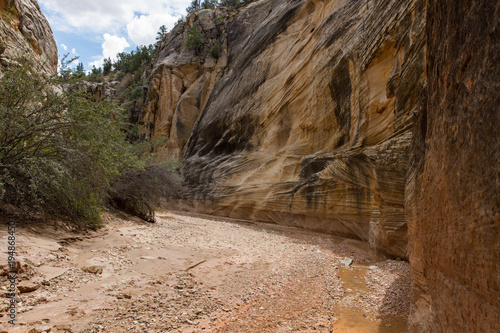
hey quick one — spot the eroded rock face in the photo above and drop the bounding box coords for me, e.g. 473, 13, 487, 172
0, 0, 57, 74
406, 1, 499, 331
144, 0, 426, 259
142, 8, 230, 160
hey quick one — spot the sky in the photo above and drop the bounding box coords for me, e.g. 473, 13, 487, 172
38, 0, 192, 71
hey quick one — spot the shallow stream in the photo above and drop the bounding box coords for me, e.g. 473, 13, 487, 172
334, 263, 408, 332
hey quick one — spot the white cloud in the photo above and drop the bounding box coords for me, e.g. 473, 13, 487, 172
40, 0, 192, 69
127, 15, 157, 46
71, 48, 77, 55
126, 9, 180, 46
89, 33, 130, 69
89, 58, 104, 70
102, 34, 130, 60
40, 0, 191, 38
60, 43, 67, 51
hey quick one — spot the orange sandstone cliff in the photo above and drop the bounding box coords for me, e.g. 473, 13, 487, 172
142, 0, 426, 260
0, 0, 57, 74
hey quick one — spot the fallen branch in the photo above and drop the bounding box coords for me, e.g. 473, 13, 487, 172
185, 260, 206, 271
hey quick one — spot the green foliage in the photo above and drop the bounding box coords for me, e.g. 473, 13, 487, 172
116, 71, 126, 81
87, 66, 104, 82
109, 163, 181, 222
113, 45, 154, 74
186, 0, 201, 14
220, 0, 241, 7
155, 25, 168, 48
209, 41, 222, 58
58, 54, 80, 81
128, 85, 145, 101
176, 15, 186, 25
103, 58, 112, 76
202, 0, 218, 9
215, 14, 226, 25
76, 62, 84, 72
72, 62, 85, 79
0, 57, 140, 226
1, 7, 16, 24
185, 25, 205, 53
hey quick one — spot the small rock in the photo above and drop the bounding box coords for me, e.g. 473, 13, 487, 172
340, 258, 353, 267
28, 326, 52, 333
116, 293, 132, 299
82, 265, 103, 274
140, 256, 156, 260
52, 324, 72, 332
18, 281, 40, 293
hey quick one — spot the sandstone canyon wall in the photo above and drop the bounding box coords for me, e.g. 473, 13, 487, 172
0, 0, 57, 74
406, 0, 499, 331
143, 0, 426, 259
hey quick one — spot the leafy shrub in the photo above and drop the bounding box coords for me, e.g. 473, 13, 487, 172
87, 66, 104, 82
116, 71, 126, 81
0, 58, 139, 226
202, 0, 218, 9
176, 16, 186, 25
185, 25, 205, 53
209, 42, 222, 58
103, 58, 112, 76
215, 14, 226, 25
113, 45, 155, 74
186, 0, 201, 14
108, 164, 181, 222
220, 0, 241, 8
1, 7, 16, 24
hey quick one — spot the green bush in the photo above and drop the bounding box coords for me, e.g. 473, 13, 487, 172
103, 58, 112, 76
202, 0, 218, 9
116, 71, 126, 81
220, 0, 241, 8
1, 7, 16, 24
215, 14, 226, 25
209, 42, 222, 58
0, 58, 139, 226
108, 163, 181, 222
185, 25, 205, 53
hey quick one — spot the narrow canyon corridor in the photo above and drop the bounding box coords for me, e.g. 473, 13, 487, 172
1, 212, 409, 332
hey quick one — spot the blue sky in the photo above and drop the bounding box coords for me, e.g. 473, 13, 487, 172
38, 0, 192, 70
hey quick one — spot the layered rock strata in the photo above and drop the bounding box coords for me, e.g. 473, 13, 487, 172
143, 0, 426, 259
406, 0, 499, 331
0, 0, 57, 74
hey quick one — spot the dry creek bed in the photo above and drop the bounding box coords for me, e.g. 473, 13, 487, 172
0, 211, 410, 332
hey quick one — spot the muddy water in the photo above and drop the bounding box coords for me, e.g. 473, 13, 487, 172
334, 264, 408, 332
